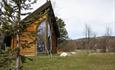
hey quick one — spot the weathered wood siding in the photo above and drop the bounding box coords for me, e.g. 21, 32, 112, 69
20, 32, 37, 56
12, 15, 48, 56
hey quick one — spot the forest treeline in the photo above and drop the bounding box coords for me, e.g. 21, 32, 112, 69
58, 36, 115, 52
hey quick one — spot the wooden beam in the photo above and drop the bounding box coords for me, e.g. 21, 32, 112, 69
44, 20, 49, 54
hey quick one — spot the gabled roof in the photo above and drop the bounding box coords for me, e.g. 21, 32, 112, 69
21, 1, 60, 37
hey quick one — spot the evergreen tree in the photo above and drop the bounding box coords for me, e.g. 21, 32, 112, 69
0, 0, 37, 70
0, 48, 16, 70
56, 17, 68, 43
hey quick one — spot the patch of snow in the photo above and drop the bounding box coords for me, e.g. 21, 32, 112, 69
60, 52, 68, 57
70, 52, 76, 55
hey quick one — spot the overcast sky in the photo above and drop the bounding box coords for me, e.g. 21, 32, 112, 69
51, 0, 115, 39
17, 0, 115, 39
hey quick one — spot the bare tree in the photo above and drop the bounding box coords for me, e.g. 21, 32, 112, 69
84, 24, 92, 49
105, 26, 112, 52
105, 26, 112, 36
91, 32, 97, 50
84, 24, 92, 38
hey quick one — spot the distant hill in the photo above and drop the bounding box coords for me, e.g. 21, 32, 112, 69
76, 36, 115, 41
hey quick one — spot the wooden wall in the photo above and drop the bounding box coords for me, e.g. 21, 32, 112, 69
11, 15, 57, 56
20, 32, 37, 56
12, 15, 46, 56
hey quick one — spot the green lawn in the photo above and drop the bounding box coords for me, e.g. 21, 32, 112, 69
23, 53, 115, 70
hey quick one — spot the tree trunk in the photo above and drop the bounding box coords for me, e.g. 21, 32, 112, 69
16, 34, 20, 70
16, 1, 21, 70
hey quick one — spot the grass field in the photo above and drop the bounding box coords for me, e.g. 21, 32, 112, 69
23, 52, 115, 70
